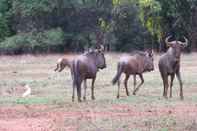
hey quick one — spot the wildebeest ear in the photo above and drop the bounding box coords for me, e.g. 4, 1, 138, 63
179, 36, 188, 48
145, 49, 153, 57
149, 49, 154, 57
97, 45, 105, 52
166, 43, 171, 47
88, 48, 94, 52
94, 48, 99, 52
166, 42, 175, 47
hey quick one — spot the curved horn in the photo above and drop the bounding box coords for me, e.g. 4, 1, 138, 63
180, 37, 188, 47
165, 36, 173, 46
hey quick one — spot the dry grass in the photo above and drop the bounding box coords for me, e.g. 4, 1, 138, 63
0, 53, 197, 131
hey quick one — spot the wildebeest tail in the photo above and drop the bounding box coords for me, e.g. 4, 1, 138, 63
112, 62, 123, 85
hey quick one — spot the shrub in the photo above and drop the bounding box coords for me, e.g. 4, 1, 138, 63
0, 28, 65, 54
0, 0, 12, 42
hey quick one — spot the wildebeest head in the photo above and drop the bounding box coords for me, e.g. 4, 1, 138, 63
86, 45, 106, 69
95, 45, 106, 69
143, 49, 154, 72
165, 36, 188, 62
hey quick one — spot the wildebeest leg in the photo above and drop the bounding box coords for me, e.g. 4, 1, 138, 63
160, 72, 168, 98
72, 80, 75, 102
76, 79, 82, 102
117, 80, 120, 99
71, 69, 75, 102
124, 74, 130, 96
133, 74, 144, 95
58, 65, 65, 72
54, 64, 59, 71
176, 71, 184, 100
133, 75, 136, 91
83, 79, 87, 101
91, 78, 96, 100
77, 86, 82, 102
169, 74, 175, 98
163, 76, 169, 98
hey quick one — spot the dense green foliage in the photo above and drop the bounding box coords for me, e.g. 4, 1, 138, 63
0, 28, 65, 54
111, 4, 152, 51
0, 0, 12, 42
0, 0, 197, 54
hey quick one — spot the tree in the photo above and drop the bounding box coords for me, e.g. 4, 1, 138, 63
111, 4, 152, 51
156, 0, 196, 51
0, 0, 12, 42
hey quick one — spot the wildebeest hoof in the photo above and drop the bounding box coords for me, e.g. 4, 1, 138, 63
117, 95, 120, 99
72, 97, 74, 102
180, 96, 184, 100
83, 97, 86, 101
133, 92, 136, 95
91, 97, 95, 100
163, 96, 168, 99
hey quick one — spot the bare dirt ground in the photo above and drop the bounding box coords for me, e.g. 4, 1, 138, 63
0, 53, 197, 131
1, 104, 197, 131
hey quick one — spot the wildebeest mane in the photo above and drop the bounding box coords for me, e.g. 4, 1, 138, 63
83, 48, 95, 54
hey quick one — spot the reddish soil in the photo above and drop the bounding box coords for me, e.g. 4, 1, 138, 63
1, 104, 197, 131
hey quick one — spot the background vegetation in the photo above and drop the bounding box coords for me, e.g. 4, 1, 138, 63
0, 0, 197, 54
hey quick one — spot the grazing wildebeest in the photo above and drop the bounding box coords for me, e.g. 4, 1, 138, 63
158, 36, 188, 100
54, 57, 73, 72
54, 55, 77, 84
112, 50, 154, 98
72, 46, 106, 102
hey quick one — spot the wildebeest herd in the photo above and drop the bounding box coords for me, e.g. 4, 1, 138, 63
55, 36, 188, 102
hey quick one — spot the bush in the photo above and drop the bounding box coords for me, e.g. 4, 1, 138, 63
0, 14, 11, 42
0, 28, 65, 54
0, 0, 12, 42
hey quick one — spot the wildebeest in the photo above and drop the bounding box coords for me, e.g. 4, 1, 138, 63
54, 55, 77, 85
158, 36, 188, 100
112, 50, 154, 98
72, 46, 106, 102
54, 57, 73, 72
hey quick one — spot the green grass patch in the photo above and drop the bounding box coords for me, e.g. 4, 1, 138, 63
0, 96, 65, 105
16, 97, 50, 104
160, 128, 169, 131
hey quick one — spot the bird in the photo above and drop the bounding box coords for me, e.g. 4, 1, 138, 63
22, 84, 31, 97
